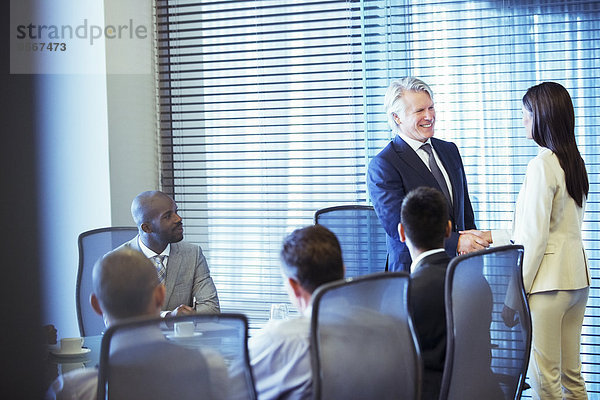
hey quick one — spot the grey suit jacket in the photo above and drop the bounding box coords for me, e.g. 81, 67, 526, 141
118, 236, 220, 313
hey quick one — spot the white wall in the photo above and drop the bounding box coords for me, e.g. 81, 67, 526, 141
105, 0, 158, 226
36, 0, 111, 338
35, 0, 157, 338
38, 74, 113, 337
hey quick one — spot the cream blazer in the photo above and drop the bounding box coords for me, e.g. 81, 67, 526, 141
495, 148, 590, 295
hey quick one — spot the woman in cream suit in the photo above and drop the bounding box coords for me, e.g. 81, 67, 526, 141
465, 82, 590, 399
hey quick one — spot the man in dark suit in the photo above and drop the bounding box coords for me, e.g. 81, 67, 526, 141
399, 186, 452, 400
367, 77, 490, 272
117, 190, 220, 317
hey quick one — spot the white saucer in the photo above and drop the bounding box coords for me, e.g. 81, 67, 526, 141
50, 347, 91, 357
166, 332, 202, 340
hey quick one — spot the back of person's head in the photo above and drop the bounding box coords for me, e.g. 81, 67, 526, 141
280, 225, 344, 293
401, 186, 449, 251
523, 81, 575, 151
522, 81, 588, 207
92, 248, 161, 320
385, 77, 434, 133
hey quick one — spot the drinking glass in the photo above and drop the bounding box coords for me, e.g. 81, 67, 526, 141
270, 303, 289, 320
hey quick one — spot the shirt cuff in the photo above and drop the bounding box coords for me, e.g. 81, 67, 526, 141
491, 229, 512, 246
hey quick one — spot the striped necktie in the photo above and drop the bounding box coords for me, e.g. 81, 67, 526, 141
152, 255, 167, 284
420, 143, 452, 205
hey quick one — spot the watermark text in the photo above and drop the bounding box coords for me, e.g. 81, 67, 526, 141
15, 19, 147, 45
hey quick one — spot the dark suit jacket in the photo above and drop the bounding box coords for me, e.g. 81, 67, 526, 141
409, 250, 451, 400
117, 236, 220, 313
367, 135, 476, 271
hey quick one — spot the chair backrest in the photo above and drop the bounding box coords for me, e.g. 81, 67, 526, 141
76, 227, 138, 336
310, 272, 421, 400
97, 313, 257, 400
441, 245, 531, 400
314, 205, 388, 277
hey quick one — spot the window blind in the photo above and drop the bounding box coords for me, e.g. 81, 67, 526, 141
156, 0, 369, 332
361, 0, 600, 395
157, 0, 600, 392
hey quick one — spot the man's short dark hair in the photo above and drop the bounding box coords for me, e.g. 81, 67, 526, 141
401, 187, 449, 250
280, 225, 344, 293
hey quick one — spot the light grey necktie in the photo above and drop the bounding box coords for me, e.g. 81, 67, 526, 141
152, 255, 167, 284
420, 143, 452, 205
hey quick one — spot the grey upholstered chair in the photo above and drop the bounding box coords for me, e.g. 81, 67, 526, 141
97, 313, 256, 400
314, 205, 388, 276
310, 271, 421, 400
77, 227, 138, 336
441, 245, 531, 400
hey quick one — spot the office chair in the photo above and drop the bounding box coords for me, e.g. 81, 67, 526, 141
97, 313, 257, 400
441, 245, 531, 400
314, 205, 388, 277
76, 227, 138, 336
310, 272, 421, 400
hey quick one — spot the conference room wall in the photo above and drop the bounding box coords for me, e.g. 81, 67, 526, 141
32, 0, 157, 338
2, 1, 45, 396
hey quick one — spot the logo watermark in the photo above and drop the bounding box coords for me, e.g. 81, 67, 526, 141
10, 0, 153, 74
15, 19, 148, 46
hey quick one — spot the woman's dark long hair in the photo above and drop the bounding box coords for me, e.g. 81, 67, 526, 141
522, 82, 589, 207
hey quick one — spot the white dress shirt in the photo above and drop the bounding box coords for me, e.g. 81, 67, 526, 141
399, 133, 454, 203
138, 237, 171, 267
249, 316, 312, 400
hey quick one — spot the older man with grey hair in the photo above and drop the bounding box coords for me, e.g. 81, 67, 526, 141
367, 77, 489, 272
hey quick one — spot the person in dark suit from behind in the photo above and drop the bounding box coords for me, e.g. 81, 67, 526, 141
399, 186, 451, 400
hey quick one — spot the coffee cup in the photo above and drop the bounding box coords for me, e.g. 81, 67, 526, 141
174, 321, 195, 337
60, 337, 84, 353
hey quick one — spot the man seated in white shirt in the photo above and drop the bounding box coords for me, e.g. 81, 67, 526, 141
46, 248, 227, 400
248, 225, 345, 400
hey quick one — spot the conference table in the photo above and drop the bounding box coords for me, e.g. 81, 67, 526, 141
45, 334, 102, 389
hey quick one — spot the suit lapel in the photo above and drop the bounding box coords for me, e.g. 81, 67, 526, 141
431, 139, 458, 220
129, 236, 142, 252
129, 236, 180, 307
414, 251, 450, 272
164, 243, 182, 306
393, 136, 457, 220
391, 136, 434, 183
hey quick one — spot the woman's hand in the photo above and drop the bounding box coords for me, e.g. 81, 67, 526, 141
501, 304, 519, 327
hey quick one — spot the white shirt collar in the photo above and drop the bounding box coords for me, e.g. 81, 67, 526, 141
398, 133, 432, 153
410, 248, 445, 273
111, 324, 165, 354
138, 236, 170, 259
302, 303, 313, 319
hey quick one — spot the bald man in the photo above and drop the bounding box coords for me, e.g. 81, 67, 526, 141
46, 249, 226, 400
116, 190, 219, 317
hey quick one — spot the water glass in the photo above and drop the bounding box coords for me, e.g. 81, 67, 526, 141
270, 303, 289, 320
